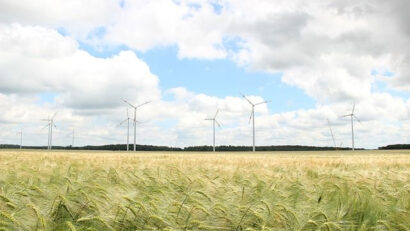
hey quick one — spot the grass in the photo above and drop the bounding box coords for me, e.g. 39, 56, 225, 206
0, 149, 409, 230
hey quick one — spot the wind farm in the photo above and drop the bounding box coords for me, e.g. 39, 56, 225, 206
2, 93, 408, 230
1, 92, 408, 230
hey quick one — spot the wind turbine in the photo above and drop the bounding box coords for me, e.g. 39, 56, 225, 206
342, 104, 360, 151
241, 93, 270, 152
17, 128, 22, 149
327, 119, 336, 149
120, 108, 132, 151
121, 99, 151, 151
42, 112, 57, 150
71, 129, 75, 147
205, 109, 221, 152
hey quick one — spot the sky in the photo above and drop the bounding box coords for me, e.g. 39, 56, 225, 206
0, 0, 410, 149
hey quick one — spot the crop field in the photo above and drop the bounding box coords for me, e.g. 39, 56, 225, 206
0, 150, 409, 231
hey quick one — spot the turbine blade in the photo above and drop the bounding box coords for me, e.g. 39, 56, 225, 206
354, 115, 361, 123
51, 112, 57, 120
215, 120, 221, 127
136, 101, 151, 109
121, 98, 136, 108
255, 100, 271, 106
352, 103, 355, 114
214, 109, 219, 119
119, 119, 128, 125
341, 114, 351, 117
205, 118, 213, 120
240, 93, 254, 105
248, 112, 253, 124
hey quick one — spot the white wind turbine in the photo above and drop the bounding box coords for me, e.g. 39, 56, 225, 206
241, 93, 270, 152
42, 112, 57, 150
342, 104, 361, 151
17, 128, 22, 149
327, 119, 337, 149
121, 99, 151, 151
71, 129, 75, 147
205, 109, 221, 152
119, 108, 132, 151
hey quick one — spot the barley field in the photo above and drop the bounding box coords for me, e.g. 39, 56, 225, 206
0, 150, 409, 231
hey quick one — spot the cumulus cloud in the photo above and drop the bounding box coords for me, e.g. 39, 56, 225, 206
2, 0, 409, 96
0, 23, 160, 110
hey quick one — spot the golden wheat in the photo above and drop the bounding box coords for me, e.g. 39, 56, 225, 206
0, 149, 409, 230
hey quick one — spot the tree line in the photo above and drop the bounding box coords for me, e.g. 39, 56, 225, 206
0, 144, 356, 151
378, 144, 410, 150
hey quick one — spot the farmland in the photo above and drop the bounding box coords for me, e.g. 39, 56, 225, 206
0, 150, 409, 230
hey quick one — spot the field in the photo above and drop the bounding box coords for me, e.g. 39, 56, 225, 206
0, 150, 409, 231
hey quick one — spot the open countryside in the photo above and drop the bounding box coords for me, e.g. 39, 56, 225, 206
2, 0, 410, 230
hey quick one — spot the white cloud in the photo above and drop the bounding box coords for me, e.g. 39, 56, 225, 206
85, 0, 410, 103
0, 0, 121, 39
0, 23, 160, 110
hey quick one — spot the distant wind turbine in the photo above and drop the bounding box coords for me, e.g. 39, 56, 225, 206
205, 109, 221, 152
342, 104, 361, 151
121, 99, 151, 151
17, 128, 22, 149
327, 119, 336, 149
241, 93, 270, 152
71, 129, 75, 147
42, 112, 57, 150
120, 108, 132, 151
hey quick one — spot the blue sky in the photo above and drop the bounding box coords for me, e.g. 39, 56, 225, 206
78, 43, 316, 113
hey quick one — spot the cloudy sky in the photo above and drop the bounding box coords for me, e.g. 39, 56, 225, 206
1, 0, 409, 149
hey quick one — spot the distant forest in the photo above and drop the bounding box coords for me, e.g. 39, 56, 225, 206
0, 144, 357, 151
5, 143, 410, 151
378, 144, 410, 150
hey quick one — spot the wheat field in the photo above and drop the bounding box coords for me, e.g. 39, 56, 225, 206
0, 150, 409, 230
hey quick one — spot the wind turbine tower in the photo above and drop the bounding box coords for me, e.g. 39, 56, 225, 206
241, 93, 270, 152
342, 104, 361, 151
17, 128, 22, 149
120, 108, 132, 151
72, 129, 75, 147
42, 113, 57, 150
121, 99, 151, 151
327, 119, 336, 149
205, 109, 221, 152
